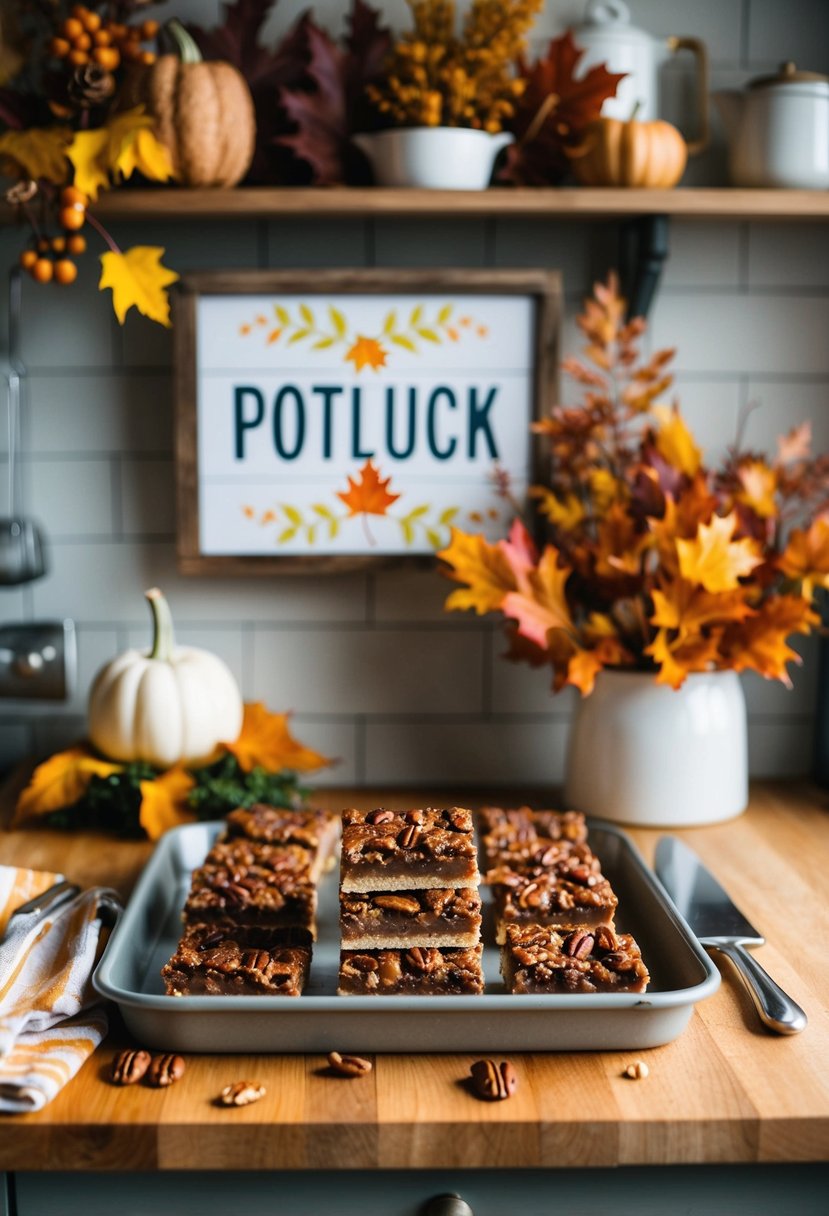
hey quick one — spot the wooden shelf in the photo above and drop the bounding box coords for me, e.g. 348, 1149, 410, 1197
90, 185, 829, 222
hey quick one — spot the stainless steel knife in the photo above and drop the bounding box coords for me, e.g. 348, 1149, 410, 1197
654, 836, 807, 1035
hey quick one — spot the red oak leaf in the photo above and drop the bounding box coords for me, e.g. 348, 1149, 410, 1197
500, 32, 626, 185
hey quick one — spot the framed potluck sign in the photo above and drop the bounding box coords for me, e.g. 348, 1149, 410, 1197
174, 268, 560, 574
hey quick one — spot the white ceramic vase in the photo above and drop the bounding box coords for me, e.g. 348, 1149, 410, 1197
352, 128, 513, 189
564, 669, 748, 827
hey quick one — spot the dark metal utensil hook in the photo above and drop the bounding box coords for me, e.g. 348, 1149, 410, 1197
619, 213, 671, 322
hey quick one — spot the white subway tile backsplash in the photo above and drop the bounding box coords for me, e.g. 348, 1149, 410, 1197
489, 631, 579, 717
266, 220, 369, 268
291, 718, 360, 787
365, 718, 570, 785
747, 0, 829, 69
119, 458, 176, 537
742, 380, 829, 456
19, 259, 117, 370
492, 221, 595, 293
662, 223, 742, 289
250, 626, 485, 714
747, 719, 814, 777
31, 541, 370, 624
747, 223, 829, 289
372, 565, 484, 624
107, 222, 260, 273
651, 294, 829, 376
373, 220, 487, 267
673, 377, 742, 462
25, 459, 113, 540
26, 373, 173, 456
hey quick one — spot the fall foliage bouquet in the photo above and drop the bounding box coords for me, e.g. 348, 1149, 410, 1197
366, 0, 542, 132
0, 1, 178, 325
13, 703, 332, 841
439, 275, 829, 695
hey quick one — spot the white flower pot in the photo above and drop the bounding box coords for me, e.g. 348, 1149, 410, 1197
352, 128, 513, 190
564, 669, 749, 827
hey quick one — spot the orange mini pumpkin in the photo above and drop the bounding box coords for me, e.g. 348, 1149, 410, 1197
119, 19, 255, 188
570, 115, 688, 189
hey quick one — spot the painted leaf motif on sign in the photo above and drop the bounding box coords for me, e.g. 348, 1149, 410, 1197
336, 460, 400, 517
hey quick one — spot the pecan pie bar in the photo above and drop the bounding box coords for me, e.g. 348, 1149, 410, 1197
162, 923, 311, 997
478, 807, 588, 869
206, 839, 321, 883
501, 924, 649, 995
183, 863, 317, 937
338, 944, 484, 995
484, 835, 597, 876
340, 808, 479, 892
340, 887, 482, 949
223, 804, 339, 874
488, 853, 618, 944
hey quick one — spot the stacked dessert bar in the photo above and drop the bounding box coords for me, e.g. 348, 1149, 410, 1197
161, 805, 339, 997
338, 807, 485, 995
480, 806, 650, 995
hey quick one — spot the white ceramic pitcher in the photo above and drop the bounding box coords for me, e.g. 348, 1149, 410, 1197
571, 0, 709, 154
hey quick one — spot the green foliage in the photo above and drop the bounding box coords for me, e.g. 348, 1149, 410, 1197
187, 755, 308, 819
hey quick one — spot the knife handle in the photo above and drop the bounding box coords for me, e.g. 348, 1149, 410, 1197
712, 942, 808, 1035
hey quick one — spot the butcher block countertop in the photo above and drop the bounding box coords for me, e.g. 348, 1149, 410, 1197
0, 777, 827, 1173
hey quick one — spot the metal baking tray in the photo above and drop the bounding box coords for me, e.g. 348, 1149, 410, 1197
93, 818, 720, 1053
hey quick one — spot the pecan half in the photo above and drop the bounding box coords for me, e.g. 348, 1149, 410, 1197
217, 1080, 266, 1106
328, 1051, 373, 1078
110, 1048, 151, 1086
404, 947, 436, 972
563, 930, 595, 959
365, 809, 394, 825
469, 1059, 518, 1101
240, 949, 271, 972
373, 894, 421, 915
397, 824, 421, 849
593, 925, 618, 951
146, 1053, 185, 1088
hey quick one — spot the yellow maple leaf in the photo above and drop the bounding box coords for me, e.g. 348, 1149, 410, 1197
650, 578, 754, 638
99, 246, 179, 327
778, 517, 829, 599
502, 546, 573, 650
736, 460, 778, 519
530, 487, 584, 531
676, 511, 763, 593
645, 628, 724, 689
115, 124, 174, 186
438, 528, 520, 615
654, 405, 702, 477
0, 126, 72, 183
138, 767, 196, 841
14, 745, 121, 826
224, 702, 332, 773
68, 109, 173, 200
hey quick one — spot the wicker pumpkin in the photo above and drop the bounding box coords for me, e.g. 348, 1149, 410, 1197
570, 115, 687, 189
120, 19, 255, 187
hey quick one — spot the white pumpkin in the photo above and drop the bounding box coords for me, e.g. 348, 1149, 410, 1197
88, 587, 244, 769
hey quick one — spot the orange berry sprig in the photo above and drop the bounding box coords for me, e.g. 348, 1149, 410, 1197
48, 6, 158, 71
17, 187, 88, 287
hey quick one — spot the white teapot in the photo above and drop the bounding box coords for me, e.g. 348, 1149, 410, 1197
713, 63, 829, 189
571, 0, 709, 153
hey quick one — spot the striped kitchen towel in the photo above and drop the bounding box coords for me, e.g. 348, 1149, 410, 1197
0, 864, 119, 1113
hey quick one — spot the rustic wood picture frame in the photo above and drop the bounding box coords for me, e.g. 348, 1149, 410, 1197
173, 267, 561, 575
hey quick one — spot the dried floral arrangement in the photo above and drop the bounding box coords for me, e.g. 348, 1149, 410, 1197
365, 0, 542, 132
0, 1, 180, 324
439, 274, 829, 693
14, 702, 331, 840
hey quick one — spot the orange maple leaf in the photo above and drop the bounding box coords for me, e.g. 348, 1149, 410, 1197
654, 405, 702, 477
439, 528, 520, 615
721, 596, 819, 685
138, 766, 196, 841
14, 745, 121, 826
645, 628, 725, 689
677, 511, 763, 593
345, 335, 387, 372
336, 460, 400, 519
650, 578, 754, 639
778, 518, 829, 600
502, 547, 574, 650
224, 702, 332, 773
565, 635, 631, 696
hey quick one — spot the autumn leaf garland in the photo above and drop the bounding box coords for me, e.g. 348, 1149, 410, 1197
439, 274, 829, 693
